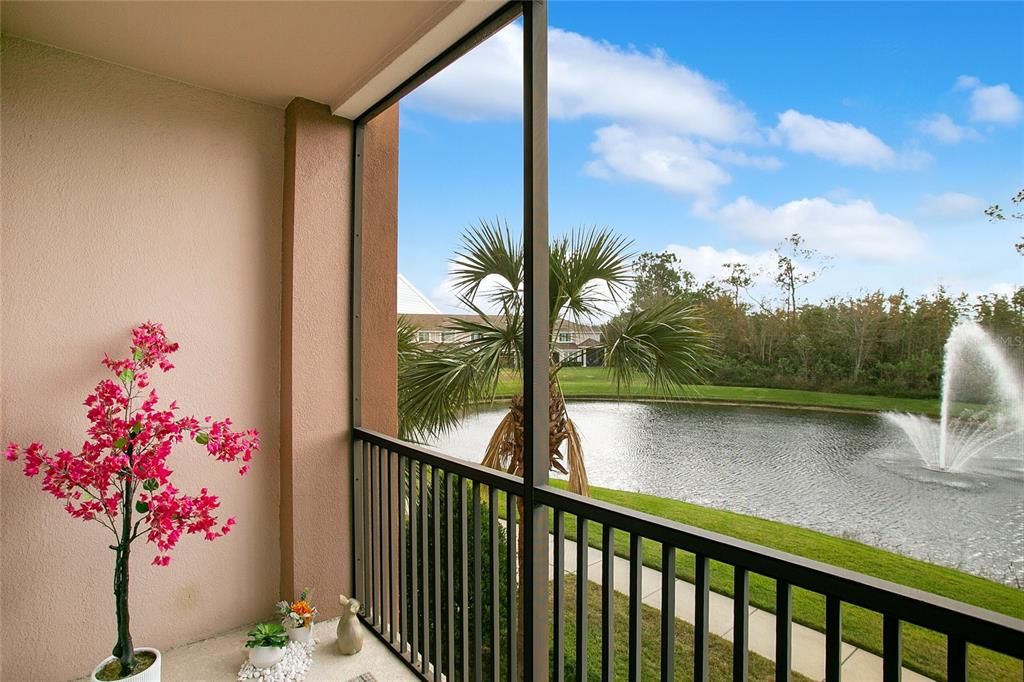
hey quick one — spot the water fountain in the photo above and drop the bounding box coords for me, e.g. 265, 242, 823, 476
885, 321, 1024, 472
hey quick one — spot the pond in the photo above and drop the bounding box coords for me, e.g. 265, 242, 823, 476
431, 400, 1024, 585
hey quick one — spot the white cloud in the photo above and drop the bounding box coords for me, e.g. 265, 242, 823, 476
918, 192, 983, 219
711, 196, 925, 262
775, 110, 931, 170
409, 24, 758, 142
955, 75, 1022, 124
917, 113, 979, 144
584, 125, 732, 201
430, 264, 512, 314
663, 244, 776, 284
775, 110, 896, 168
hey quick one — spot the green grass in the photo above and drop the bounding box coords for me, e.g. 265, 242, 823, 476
537, 481, 1024, 681
495, 367, 941, 415
557, 574, 813, 681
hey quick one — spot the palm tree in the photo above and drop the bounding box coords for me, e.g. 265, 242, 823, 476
398, 218, 712, 490
397, 219, 712, 668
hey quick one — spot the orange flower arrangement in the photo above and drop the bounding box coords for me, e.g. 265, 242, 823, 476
276, 588, 319, 629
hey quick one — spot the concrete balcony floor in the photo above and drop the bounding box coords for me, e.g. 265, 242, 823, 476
76, 618, 416, 682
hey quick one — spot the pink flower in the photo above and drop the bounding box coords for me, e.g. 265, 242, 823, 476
3, 323, 259, 567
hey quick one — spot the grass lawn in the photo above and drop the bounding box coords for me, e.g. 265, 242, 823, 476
494, 367, 941, 415
556, 574, 813, 681
535, 481, 1024, 681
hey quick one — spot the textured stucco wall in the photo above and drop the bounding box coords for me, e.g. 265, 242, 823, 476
1, 36, 284, 681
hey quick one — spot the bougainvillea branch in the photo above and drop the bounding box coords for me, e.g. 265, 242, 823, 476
4, 322, 259, 676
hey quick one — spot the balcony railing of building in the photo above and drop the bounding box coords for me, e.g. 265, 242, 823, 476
353, 426, 1024, 682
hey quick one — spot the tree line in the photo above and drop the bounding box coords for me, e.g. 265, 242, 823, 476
626, 231, 1023, 400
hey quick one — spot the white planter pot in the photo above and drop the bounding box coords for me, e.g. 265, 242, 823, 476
248, 645, 286, 669
90, 648, 161, 682
287, 624, 313, 644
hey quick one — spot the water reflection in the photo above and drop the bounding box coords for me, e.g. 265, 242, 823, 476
432, 401, 1024, 584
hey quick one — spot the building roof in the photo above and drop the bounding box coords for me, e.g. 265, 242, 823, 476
402, 313, 599, 334
397, 274, 442, 315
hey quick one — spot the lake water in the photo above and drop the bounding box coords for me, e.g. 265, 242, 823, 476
432, 401, 1024, 585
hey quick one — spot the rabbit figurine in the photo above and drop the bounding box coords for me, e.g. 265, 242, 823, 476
336, 594, 364, 655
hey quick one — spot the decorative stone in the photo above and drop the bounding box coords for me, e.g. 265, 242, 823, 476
336, 595, 363, 655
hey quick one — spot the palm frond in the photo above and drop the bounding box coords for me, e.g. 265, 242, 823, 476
602, 297, 713, 393
450, 218, 523, 308
550, 227, 633, 327
444, 297, 524, 386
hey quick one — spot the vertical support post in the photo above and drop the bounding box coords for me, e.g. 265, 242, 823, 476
522, 1, 550, 680
351, 122, 365, 613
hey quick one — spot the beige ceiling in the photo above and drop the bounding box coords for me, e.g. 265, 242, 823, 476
0, 1, 504, 117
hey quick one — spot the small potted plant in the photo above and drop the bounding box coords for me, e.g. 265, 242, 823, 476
276, 588, 319, 643
245, 623, 288, 668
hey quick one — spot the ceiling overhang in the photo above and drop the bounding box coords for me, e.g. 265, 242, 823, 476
1, 0, 505, 119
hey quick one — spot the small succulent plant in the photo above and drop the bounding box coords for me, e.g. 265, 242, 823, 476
245, 622, 288, 649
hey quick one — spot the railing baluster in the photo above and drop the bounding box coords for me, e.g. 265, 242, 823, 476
420, 462, 429, 674
433, 467, 442, 679
460, 476, 469, 682
825, 596, 842, 682
733, 567, 749, 682
377, 445, 385, 631
694, 554, 710, 682
386, 448, 395, 643
628, 534, 642, 681
445, 472, 455, 680
775, 579, 791, 682
947, 635, 967, 682
576, 517, 589, 680
364, 438, 372, 618
354, 439, 365, 620
398, 455, 407, 657
883, 614, 901, 682
553, 510, 565, 682
410, 460, 419, 666
507, 492, 517, 682
601, 524, 615, 682
490, 486, 500, 682
473, 481, 482, 682
372, 444, 380, 622
661, 544, 676, 680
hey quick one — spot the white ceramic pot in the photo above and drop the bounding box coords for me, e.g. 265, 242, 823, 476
287, 624, 313, 644
248, 645, 286, 669
90, 648, 162, 682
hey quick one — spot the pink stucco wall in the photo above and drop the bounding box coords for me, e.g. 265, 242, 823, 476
1, 36, 285, 680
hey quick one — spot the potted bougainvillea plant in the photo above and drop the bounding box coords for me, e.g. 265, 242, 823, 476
4, 322, 259, 681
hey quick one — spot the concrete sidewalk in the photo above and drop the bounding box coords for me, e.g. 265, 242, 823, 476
548, 534, 932, 681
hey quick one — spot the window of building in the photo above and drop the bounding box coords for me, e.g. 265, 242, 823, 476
558, 332, 572, 343
417, 331, 430, 343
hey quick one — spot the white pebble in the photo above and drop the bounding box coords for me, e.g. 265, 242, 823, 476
237, 640, 318, 682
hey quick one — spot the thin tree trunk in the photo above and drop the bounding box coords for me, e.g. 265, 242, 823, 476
112, 487, 136, 675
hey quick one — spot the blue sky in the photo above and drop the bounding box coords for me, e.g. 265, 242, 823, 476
397, 1, 1023, 313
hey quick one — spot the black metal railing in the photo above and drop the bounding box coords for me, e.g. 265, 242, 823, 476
354, 427, 1024, 682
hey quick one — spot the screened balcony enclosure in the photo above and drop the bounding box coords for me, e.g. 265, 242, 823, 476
349, 3, 1024, 682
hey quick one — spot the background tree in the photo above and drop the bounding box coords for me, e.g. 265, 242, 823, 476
773, 233, 831, 325
628, 250, 684, 309
984, 187, 1024, 255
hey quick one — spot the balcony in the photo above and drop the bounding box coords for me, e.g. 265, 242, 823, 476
2, 1, 1022, 681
